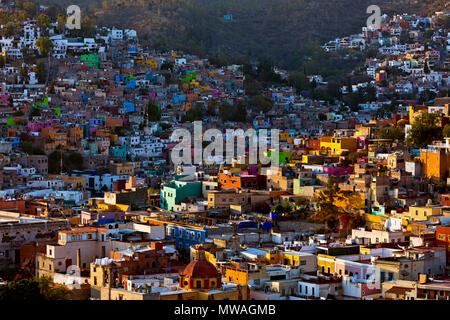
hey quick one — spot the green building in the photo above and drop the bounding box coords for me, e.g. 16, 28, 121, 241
81, 54, 99, 68
264, 151, 292, 164
160, 177, 202, 212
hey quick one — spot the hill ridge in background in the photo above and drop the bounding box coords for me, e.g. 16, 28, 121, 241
42, 0, 448, 70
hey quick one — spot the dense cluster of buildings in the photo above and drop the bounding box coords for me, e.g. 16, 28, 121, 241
0, 5, 449, 300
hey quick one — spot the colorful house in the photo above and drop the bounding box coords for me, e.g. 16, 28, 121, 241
160, 179, 202, 211
319, 137, 358, 156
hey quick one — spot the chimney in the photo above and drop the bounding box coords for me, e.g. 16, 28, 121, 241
77, 248, 81, 268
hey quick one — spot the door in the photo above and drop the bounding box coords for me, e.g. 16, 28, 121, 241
14, 249, 20, 264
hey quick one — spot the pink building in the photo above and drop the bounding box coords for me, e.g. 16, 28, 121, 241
356, 137, 367, 149
335, 258, 381, 298
324, 166, 353, 176
27, 120, 53, 132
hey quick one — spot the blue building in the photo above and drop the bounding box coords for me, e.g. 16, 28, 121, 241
109, 146, 127, 160
166, 223, 206, 252
173, 94, 186, 104
123, 102, 135, 113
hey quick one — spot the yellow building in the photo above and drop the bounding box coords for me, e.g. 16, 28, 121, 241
319, 137, 358, 156
109, 162, 134, 176
407, 205, 442, 222
317, 254, 337, 274
279, 132, 290, 141
48, 174, 86, 190
224, 264, 269, 287
409, 105, 428, 124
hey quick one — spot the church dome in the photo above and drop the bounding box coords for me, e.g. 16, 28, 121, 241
181, 259, 219, 278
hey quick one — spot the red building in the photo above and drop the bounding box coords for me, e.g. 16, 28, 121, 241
436, 226, 450, 262
308, 139, 320, 151
109, 241, 181, 277
441, 194, 450, 206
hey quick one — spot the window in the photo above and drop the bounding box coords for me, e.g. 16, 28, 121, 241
388, 272, 393, 281
196, 280, 201, 288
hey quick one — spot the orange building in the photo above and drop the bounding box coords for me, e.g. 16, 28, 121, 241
420, 148, 450, 181
218, 173, 259, 190
0, 199, 49, 216
179, 252, 222, 291
69, 127, 84, 141
160, 246, 249, 300
105, 117, 123, 129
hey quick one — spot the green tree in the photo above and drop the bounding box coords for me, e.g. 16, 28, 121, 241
406, 112, 442, 148
36, 61, 46, 84
288, 71, 309, 91
436, 181, 448, 194
314, 178, 343, 225
147, 100, 161, 122
19, 66, 29, 84
443, 124, 450, 138
2, 23, 15, 37
57, 14, 66, 33
20, 141, 34, 154
248, 95, 273, 113
181, 104, 203, 122
37, 14, 51, 30
0, 277, 69, 300
378, 127, 405, 141
35, 37, 53, 56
